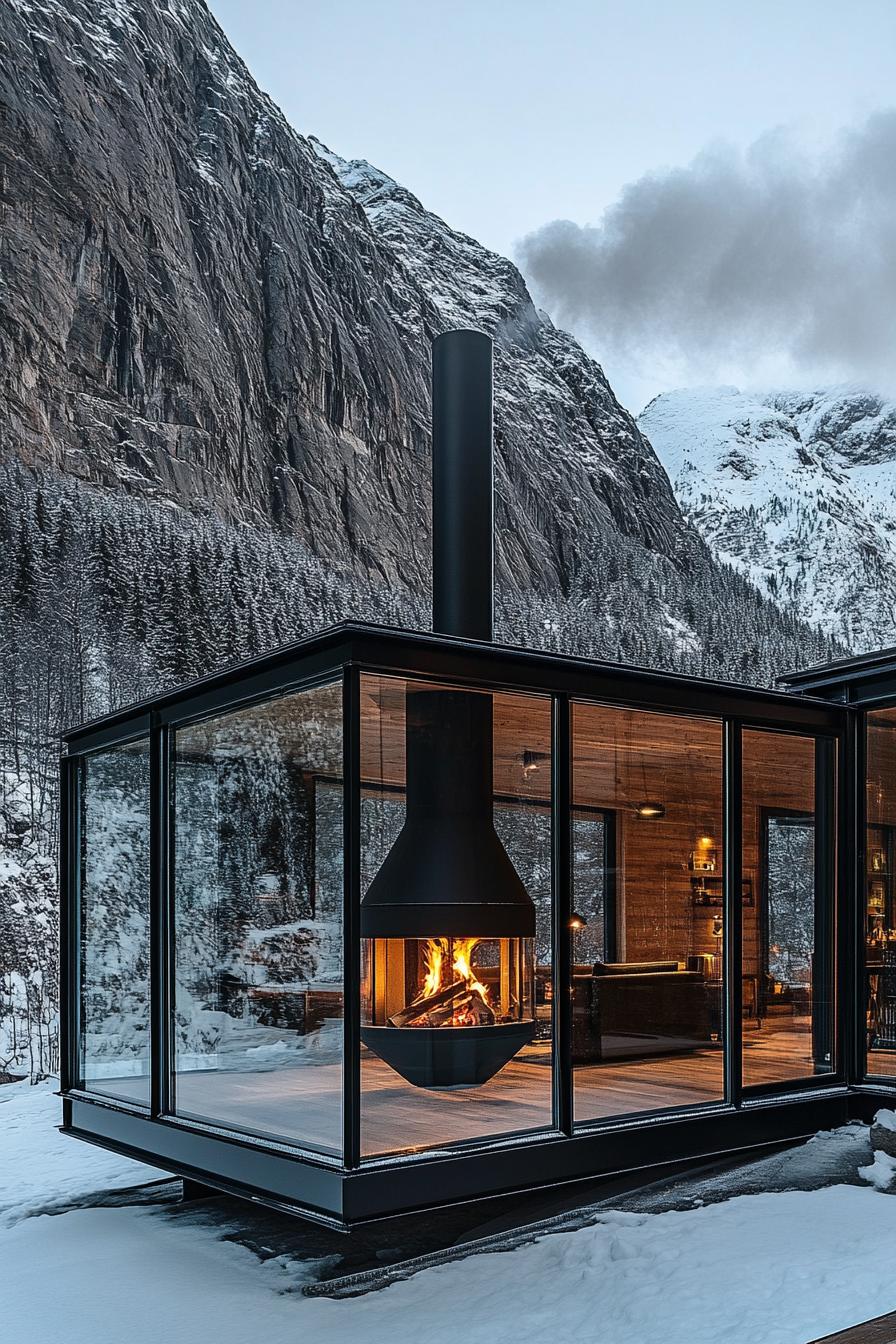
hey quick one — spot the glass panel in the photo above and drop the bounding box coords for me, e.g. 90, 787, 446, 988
171, 681, 343, 1156
359, 675, 553, 1158
866, 708, 896, 1078
572, 810, 609, 967
79, 738, 151, 1104
742, 729, 835, 1087
572, 704, 724, 1124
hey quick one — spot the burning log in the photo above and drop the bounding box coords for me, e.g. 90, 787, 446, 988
460, 985, 496, 1025
388, 978, 496, 1028
388, 978, 468, 1028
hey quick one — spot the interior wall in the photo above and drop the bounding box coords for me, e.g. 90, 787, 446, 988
867, 711, 896, 828
572, 704, 724, 968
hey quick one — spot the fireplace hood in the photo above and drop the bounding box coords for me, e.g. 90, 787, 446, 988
360, 686, 535, 938
360, 329, 536, 942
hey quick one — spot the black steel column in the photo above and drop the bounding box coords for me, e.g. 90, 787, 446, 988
150, 718, 172, 1117
342, 665, 362, 1169
813, 737, 837, 1073
59, 754, 80, 1093
552, 693, 573, 1135
849, 708, 866, 1085
431, 329, 494, 641
724, 720, 743, 1108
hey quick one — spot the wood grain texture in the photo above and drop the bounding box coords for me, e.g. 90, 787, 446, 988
809, 1312, 896, 1344
163, 1025, 822, 1158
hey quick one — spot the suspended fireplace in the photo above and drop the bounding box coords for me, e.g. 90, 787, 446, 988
360, 330, 537, 1088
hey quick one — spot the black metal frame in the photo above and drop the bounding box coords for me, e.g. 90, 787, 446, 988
61, 620, 888, 1227
785, 653, 896, 1089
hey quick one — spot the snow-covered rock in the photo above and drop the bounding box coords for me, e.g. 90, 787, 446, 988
640, 386, 896, 651
859, 1148, 896, 1190
870, 1108, 896, 1166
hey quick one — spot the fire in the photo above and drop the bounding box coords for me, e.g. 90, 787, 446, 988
421, 939, 444, 1000
407, 936, 495, 1027
450, 937, 490, 1004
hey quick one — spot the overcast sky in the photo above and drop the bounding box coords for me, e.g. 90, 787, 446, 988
209, 0, 896, 411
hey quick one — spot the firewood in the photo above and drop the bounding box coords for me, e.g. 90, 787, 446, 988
465, 986, 496, 1024
387, 978, 467, 1027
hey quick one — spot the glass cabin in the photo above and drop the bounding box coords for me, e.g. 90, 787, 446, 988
59, 624, 894, 1227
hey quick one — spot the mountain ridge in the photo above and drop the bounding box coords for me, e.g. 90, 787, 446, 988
0, 0, 839, 687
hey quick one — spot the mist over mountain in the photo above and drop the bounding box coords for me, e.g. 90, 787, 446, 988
520, 115, 896, 408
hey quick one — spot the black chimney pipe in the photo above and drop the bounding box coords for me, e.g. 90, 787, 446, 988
359, 328, 535, 943
431, 329, 493, 641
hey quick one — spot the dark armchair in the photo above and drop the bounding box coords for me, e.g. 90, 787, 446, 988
572, 960, 713, 1064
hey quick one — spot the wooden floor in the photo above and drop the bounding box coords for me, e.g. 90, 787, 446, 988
134, 1020, 826, 1158
866, 1048, 896, 1078
810, 1311, 896, 1343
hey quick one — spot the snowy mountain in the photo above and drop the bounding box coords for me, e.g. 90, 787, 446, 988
0, 0, 836, 675
640, 387, 896, 652
0, 0, 842, 1077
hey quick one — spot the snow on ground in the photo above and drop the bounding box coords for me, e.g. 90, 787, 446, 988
4, 1078, 896, 1343
0, 1079, 168, 1226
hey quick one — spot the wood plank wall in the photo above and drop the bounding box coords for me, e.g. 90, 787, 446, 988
572, 703, 725, 968
867, 711, 896, 828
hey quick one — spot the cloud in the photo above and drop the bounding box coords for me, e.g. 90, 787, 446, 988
518, 113, 896, 401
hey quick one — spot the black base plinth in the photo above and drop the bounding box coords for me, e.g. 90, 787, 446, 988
360, 1021, 536, 1088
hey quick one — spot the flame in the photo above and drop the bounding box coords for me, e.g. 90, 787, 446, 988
450, 937, 490, 1003
410, 936, 494, 1026
420, 938, 445, 1000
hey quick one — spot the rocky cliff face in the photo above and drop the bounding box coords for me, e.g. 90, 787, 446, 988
1, 0, 704, 601
0, 0, 844, 689
640, 386, 896, 652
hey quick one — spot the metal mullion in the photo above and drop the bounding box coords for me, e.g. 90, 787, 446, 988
849, 711, 866, 1085
814, 737, 837, 1077
150, 717, 172, 1117
724, 719, 743, 1109
552, 694, 574, 1136
342, 665, 361, 1169
59, 754, 80, 1093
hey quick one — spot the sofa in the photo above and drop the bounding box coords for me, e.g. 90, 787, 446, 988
571, 960, 713, 1064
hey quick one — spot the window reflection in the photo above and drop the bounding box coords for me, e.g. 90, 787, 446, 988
79, 739, 151, 1105
171, 682, 344, 1155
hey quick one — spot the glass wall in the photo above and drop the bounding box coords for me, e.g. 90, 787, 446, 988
866, 708, 896, 1078
741, 729, 835, 1087
171, 681, 343, 1155
79, 738, 152, 1104
359, 675, 553, 1157
571, 704, 725, 1123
